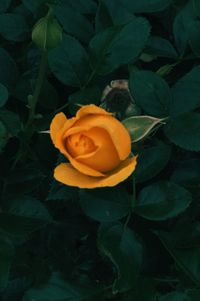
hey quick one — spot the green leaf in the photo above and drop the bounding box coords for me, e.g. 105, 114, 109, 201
187, 289, 200, 300
61, 0, 97, 14
170, 221, 200, 250
173, 11, 188, 55
135, 142, 171, 182
0, 196, 52, 236
171, 159, 200, 186
193, 0, 200, 18
95, 0, 113, 32
0, 14, 29, 42
47, 181, 79, 201
95, 0, 134, 32
3, 276, 31, 300
0, 0, 11, 13
7, 165, 44, 184
173, 0, 195, 55
121, 0, 172, 13
187, 20, 200, 56
146, 36, 178, 58
22, 0, 46, 12
89, 17, 150, 74
0, 83, 8, 107
135, 181, 192, 220
79, 186, 131, 222
129, 70, 171, 117
0, 232, 14, 291
48, 34, 91, 87
54, 3, 93, 43
160, 291, 190, 301
98, 223, 143, 293
122, 115, 166, 142
170, 66, 200, 116
23, 272, 103, 301
0, 110, 21, 136
164, 112, 200, 151
0, 48, 19, 90
156, 231, 200, 286
68, 86, 101, 114
23, 273, 78, 301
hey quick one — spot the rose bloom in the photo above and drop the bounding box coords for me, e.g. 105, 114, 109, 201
50, 104, 137, 188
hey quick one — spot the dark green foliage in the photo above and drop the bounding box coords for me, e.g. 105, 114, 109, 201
49, 34, 91, 87
79, 186, 131, 222
0, 233, 14, 291
0, 83, 8, 108
135, 181, 192, 220
129, 69, 171, 117
170, 66, 200, 116
135, 141, 172, 182
0, 0, 12, 13
54, 2, 94, 43
0, 13, 29, 42
1, 0, 200, 300
98, 223, 143, 293
165, 112, 200, 151
0, 48, 19, 90
120, 0, 173, 13
89, 17, 150, 74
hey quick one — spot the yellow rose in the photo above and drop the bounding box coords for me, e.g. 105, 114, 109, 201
50, 104, 137, 188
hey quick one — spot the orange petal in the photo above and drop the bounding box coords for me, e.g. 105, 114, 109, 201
50, 105, 110, 147
73, 115, 131, 160
76, 104, 111, 118
76, 127, 120, 172
54, 140, 105, 178
52, 124, 105, 178
50, 113, 67, 145
54, 156, 137, 189
55, 117, 77, 150
69, 156, 105, 177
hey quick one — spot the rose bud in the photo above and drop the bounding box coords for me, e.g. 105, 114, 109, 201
32, 8, 62, 51
50, 104, 137, 188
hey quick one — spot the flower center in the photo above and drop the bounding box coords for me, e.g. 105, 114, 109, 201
66, 133, 97, 157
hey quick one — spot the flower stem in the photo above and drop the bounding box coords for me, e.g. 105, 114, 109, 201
12, 50, 48, 168
26, 50, 48, 127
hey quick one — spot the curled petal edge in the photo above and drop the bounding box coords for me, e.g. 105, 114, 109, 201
54, 156, 137, 189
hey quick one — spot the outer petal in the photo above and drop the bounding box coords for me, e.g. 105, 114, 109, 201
50, 113, 67, 145
76, 104, 111, 118
50, 104, 110, 147
73, 115, 131, 160
54, 156, 137, 189
54, 117, 77, 149
68, 156, 105, 177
